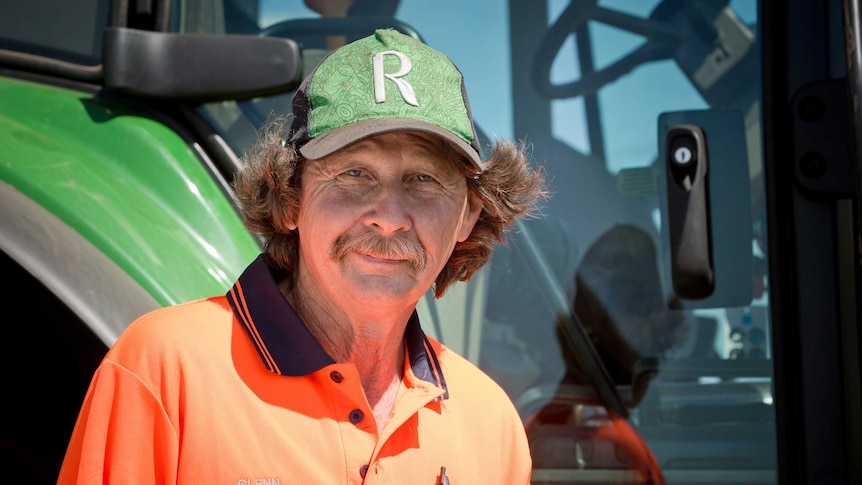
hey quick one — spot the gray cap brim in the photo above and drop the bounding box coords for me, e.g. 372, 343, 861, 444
299, 118, 484, 173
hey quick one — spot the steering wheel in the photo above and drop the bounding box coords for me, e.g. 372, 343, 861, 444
531, 0, 729, 99
259, 16, 422, 45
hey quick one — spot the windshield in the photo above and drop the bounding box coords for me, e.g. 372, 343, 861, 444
194, 1, 773, 483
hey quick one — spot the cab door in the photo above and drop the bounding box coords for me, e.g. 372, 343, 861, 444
490, 0, 858, 483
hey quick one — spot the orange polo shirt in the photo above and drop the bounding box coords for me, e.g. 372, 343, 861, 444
58, 255, 531, 484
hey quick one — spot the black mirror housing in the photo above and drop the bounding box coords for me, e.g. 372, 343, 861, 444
103, 27, 302, 102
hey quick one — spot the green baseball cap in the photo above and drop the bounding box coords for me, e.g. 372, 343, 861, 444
286, 29, 484, 173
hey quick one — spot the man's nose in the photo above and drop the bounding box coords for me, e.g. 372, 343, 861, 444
362, 180, 413, 234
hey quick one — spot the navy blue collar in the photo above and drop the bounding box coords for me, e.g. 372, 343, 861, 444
227, 255, 448, 396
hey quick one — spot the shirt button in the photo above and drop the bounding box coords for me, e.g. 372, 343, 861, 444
360, 464, 369, 478
349, 409, 364, 424
330, 371, 343, 383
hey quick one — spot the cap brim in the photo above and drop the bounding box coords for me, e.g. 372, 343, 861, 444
299, 118, 484, 173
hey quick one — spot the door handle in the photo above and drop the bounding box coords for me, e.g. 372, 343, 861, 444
665, 124, 715, 299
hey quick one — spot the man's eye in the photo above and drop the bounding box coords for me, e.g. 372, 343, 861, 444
415, 174, 435, 182
345, 169, 363, 177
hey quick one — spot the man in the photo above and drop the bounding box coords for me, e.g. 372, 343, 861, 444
58, 29, 546, 484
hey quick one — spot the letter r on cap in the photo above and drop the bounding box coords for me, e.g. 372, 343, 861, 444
372, 51, 419, 106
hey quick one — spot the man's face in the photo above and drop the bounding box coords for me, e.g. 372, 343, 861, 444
291, 131, 482, 314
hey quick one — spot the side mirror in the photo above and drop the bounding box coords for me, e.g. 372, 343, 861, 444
103, 27, 303, 102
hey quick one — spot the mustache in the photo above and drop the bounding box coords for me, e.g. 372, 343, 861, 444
331, 232, 427, 272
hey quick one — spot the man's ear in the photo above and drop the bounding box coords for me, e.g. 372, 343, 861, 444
456, 192, 483, 242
